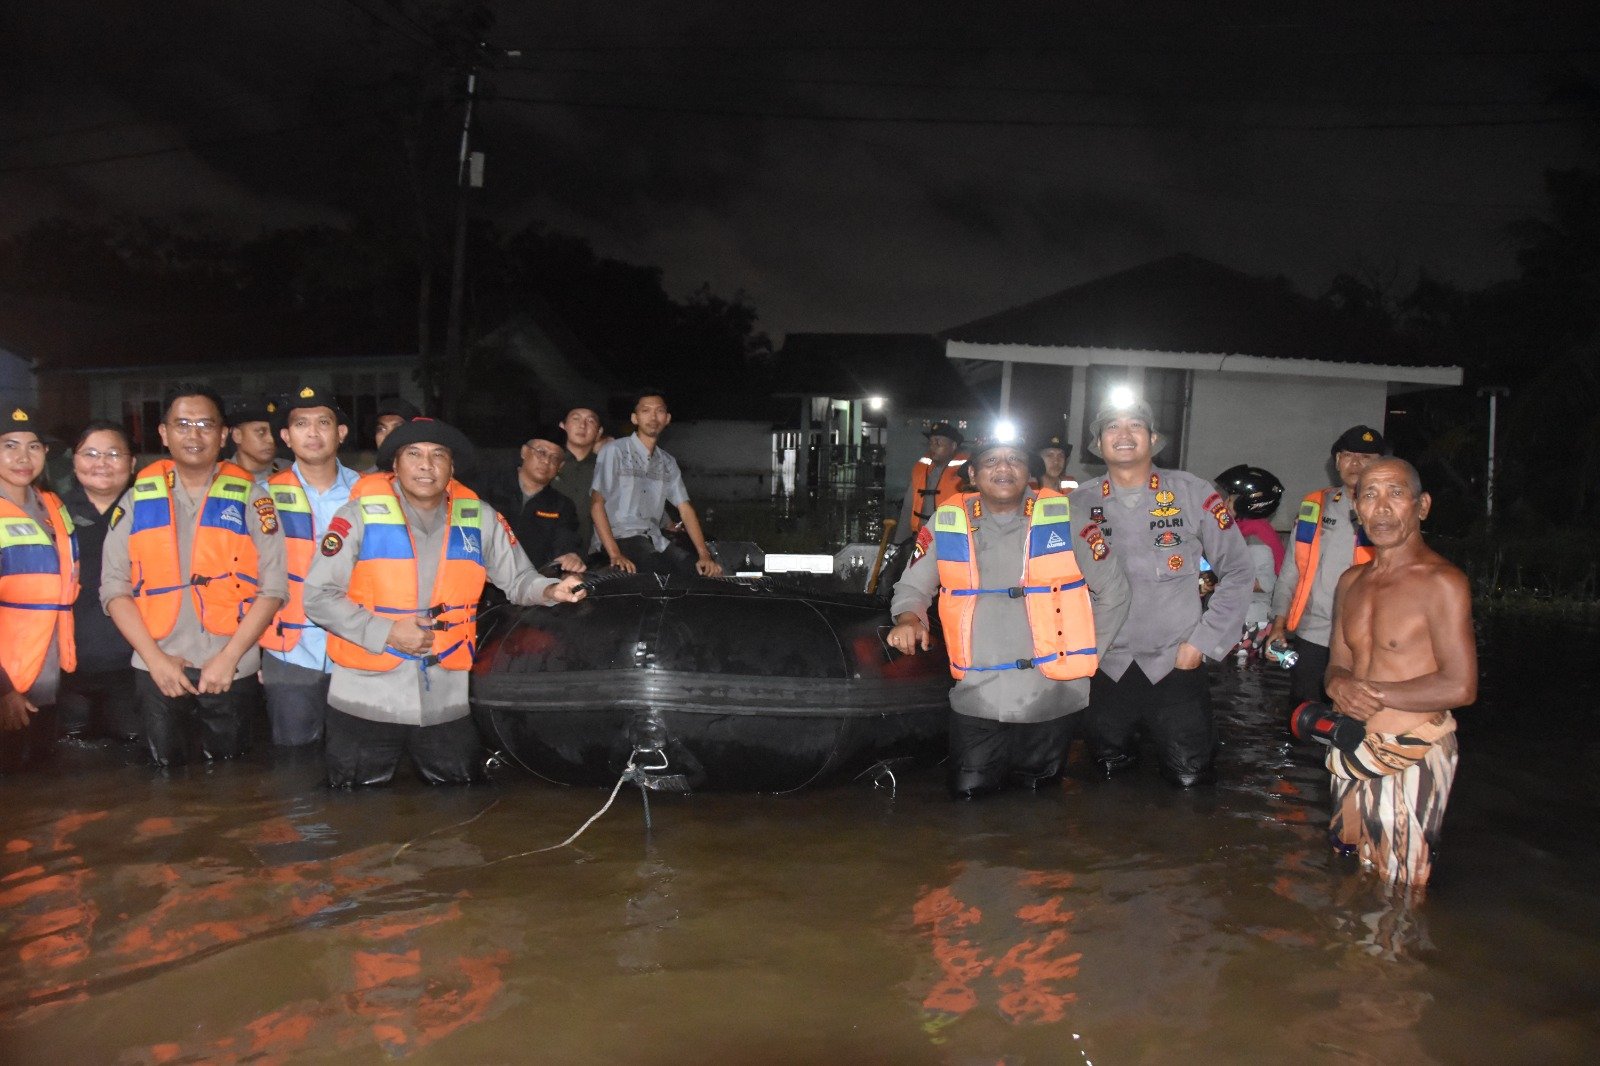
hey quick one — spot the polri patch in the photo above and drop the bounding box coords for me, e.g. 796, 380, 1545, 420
253, 497, 279, 535
1090, 506, 1105, 523
109, 504, 126, 529
1153, 530, 1182, 548
320, 531, 344, 557
1167, 553, 1185, 571
496, 512, 518, 546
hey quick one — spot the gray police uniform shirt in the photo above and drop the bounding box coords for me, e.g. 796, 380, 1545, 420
889, 496, 1130, 724
101, 467, 289, 680
303, 489, 557, 728
1269, 486, 1361, 647
1068, 469, 1252, 684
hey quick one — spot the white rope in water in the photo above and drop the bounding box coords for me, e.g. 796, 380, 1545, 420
390, 798, 504, 863
479, 752, 641, 866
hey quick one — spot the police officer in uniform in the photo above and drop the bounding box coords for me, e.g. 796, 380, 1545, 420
1070, 398, 1253, 786
304, 417, 587, 787
0, 407, 77, 772
258, 385, 361, 748
897, 423, 969, 542
102, 385, 288, 767
1265, 425, 1388, 704
889, 434, 1129, 798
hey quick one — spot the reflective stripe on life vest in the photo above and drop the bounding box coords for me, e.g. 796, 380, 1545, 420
260, 470, 315, 653
1286, 487, 1375, 631
326, 474, 487, 673
932, 490, 1098, 682
907, 453, 969, 536
126, 460, 260, 640
0, 491, 79, 692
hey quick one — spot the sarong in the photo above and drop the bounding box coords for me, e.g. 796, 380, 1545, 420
1327, 712, 1458, 886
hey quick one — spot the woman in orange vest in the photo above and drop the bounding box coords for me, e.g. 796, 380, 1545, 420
887, 434, 1129, 799
0, 406, 78, 773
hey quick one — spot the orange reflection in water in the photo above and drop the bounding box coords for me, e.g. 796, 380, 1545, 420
912, 863, 1081, 1029
2, 807, 510, 1060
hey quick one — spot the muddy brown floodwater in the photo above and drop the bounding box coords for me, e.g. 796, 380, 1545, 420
3, 615, 1598, 1064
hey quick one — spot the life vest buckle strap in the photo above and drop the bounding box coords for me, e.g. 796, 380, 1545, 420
1014, 657, 1034, 669
1006, 586, 1025, 599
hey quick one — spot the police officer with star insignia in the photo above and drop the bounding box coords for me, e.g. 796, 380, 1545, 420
1069, 396, 1254, 786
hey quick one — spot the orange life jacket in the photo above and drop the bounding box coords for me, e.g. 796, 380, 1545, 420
126, 460, 260, 639
908, 453, 969, 536
325, 474, 487, 673
932, 490, 1098, 682
260, 468, 316, 653
1286, 486, 1375, 630
0, 491, 79, 693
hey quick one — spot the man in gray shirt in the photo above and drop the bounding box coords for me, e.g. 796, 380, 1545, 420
102, 385, 288, 767
889, 434, 1129, 798
591, 390, 722, 578
1070, 398, 1253, 787
1267, 425, 1387, 704
305, 417, 587, 787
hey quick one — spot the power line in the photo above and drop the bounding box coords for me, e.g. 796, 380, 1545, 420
0, 80, 406, 150
329, 0, 438, 51
0, 100, 448, 176
490, 92, 1594, 131
495, 64, 1572, 111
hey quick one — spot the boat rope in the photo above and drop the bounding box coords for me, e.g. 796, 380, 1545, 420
389, 798, 503, 863
854, 759, 898, 792
479, 748, 663, 866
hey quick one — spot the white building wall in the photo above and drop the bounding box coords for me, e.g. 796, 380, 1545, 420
1183, 370, 1389, 529
662, 419, 776, 501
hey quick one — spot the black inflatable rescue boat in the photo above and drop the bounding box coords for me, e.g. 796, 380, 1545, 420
470, 570, 951, 792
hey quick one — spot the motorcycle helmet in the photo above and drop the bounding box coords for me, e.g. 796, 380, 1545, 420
1214, 464, 1283, 519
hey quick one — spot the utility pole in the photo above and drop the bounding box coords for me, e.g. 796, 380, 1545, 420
442, 64, 481, 419
1477, 385, 1509, 521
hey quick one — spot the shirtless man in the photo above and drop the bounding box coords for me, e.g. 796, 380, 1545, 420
1323, 458, 1477, 885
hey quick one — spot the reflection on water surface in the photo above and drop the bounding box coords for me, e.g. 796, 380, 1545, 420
3, 617, 1598, 1063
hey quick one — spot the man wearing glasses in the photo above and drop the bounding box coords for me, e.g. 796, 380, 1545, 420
479, 426, 586, 573
101, 385, 288, 767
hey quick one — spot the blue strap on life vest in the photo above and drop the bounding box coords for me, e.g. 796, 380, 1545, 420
947, 577, 1086, 598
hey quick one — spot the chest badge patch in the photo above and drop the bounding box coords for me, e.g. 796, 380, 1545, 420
1167, 553, 1185, 572
1149, 489, 1180, 518
1154, 530, 1182, 549
320, 532, 344, 557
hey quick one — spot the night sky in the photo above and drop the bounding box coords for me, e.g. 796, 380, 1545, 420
2, 2, 1594, 336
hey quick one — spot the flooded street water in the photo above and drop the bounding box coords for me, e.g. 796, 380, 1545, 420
3, 615, 1598, 1064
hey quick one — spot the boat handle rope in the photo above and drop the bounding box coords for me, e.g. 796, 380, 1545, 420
475, 747, 663, 865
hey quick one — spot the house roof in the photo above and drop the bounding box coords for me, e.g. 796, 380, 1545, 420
940, 253, 1453, 369
773, 332, 979, 408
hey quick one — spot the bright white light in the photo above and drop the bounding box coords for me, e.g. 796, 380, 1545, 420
867, 396, 885, 411
994, 419, 1018, 443
1108, 385, 1137, 409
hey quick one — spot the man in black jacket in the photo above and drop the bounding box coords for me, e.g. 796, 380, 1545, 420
480, 427, 586, 573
